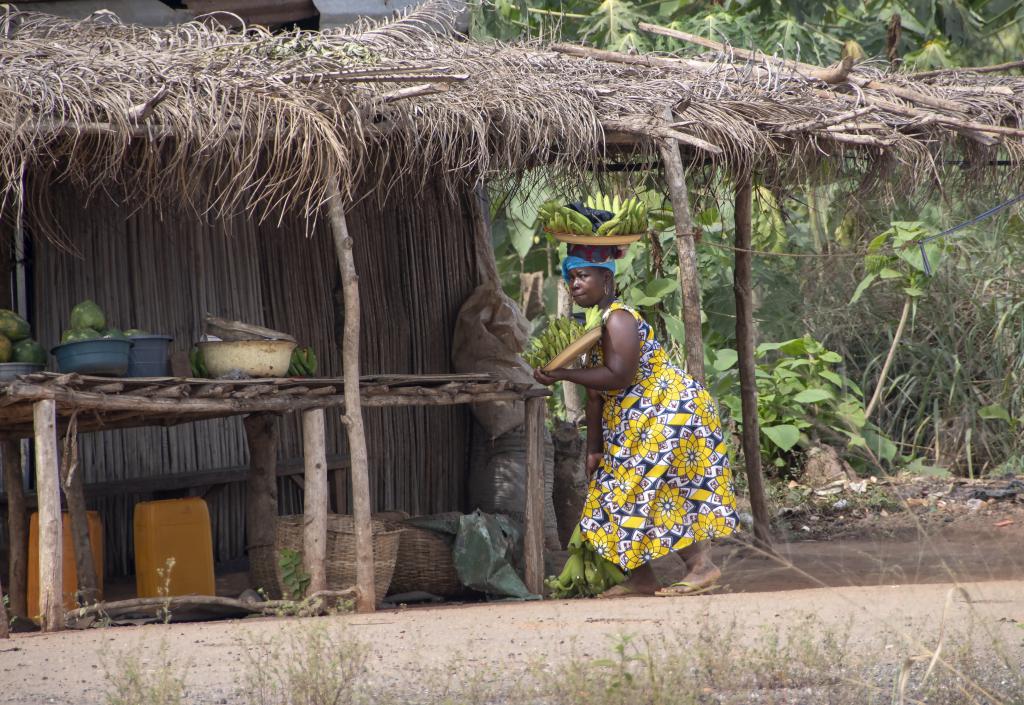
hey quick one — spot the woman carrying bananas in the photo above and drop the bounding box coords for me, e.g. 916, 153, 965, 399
533, 246, 738, 597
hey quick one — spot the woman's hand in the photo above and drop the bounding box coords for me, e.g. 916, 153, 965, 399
585, 452, 603, 478
532, 367, 560, 386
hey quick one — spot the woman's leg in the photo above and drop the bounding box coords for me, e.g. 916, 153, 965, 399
598, 561, 659, 597
675, 541, 721, 590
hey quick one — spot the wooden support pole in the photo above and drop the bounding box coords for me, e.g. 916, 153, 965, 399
243, 413, 280, 587
3, 440, 27, 619
734, 179, 773, 550
60, 434, 99, 605
326, 183, 376, 613
523, 396, 546, 594
658, 116, 706, 382
33, 400, 63, 631
301, 408, 328, 595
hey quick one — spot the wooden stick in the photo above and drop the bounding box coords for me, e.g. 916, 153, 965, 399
601, 117, 723, 155
64, 588, 359, 627
910, 59, 1024, 80
60, 429, 99, 605
33, 400, 64, 631
523, 397, 546, 594
243, 413, 279, 587
3, 440, 27, 619
734, 180, 773, 551
326, 183, 376, 614
658, 111, 706, 382
301, 408, 329, 595
776, 105, 878, 133
637, 22, 967, 115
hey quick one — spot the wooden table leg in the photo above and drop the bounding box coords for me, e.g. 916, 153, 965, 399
523, 397, 546, 594
243, 413, 279, 591
33, 400, 63, 631
301, 408, 328, 594
3, 440, 27, 620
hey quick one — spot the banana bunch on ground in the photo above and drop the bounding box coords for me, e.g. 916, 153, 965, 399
522, 316, 584, 369
545, 526, 627, 598
288, 346, 318, 377
538, 201, 595, 236
587, 194, 648, 236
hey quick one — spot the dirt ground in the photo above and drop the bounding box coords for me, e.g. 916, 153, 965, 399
1, 474, 1022, 704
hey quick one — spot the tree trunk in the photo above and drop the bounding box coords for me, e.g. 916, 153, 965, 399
326, 184, 376, 613
3, 440, 27, 619
33, 400, 64, 631
734, 180, 773, 550
658, 123, 706, 382
0, 574, 8, 639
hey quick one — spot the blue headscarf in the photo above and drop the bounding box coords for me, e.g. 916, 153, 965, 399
561, 255, 616, 282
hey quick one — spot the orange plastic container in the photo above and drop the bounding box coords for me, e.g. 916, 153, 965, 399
133, 498, 215, 598
27, 511, 104, 617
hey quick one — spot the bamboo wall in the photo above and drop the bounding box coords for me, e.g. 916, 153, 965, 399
28, 178, 484, 577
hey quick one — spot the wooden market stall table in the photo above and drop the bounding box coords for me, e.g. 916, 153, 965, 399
0, 371, 549, 630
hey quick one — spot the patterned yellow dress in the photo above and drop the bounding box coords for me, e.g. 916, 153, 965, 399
580, 301, 739, 571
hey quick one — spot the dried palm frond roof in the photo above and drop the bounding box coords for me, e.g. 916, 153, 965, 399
1, 3, 1022, 228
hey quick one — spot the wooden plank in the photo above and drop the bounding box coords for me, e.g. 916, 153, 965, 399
734, 180, 773, 550
523, 396, 546, 594
658, 112, 707, 382
327, 185, 375, 613
33, 400, 64, 631
3, 440, 27, 619
301, 408, 328, 594
243, 413, 279, 585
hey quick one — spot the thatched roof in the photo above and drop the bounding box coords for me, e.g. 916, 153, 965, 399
1, 3, 1022, 226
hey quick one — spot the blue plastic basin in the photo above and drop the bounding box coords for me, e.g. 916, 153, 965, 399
126, 335, 173, 377
51, 339, 133, 376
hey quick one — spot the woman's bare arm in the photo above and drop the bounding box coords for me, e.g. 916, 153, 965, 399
545, 310, 641, 390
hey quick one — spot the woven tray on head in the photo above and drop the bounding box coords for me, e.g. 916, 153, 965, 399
383, 521, 465, 598
250, 515, 400, 602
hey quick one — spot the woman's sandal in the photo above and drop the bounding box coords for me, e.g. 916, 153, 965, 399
653, 581, 724, 597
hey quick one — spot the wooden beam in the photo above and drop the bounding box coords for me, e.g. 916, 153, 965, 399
658, 112, 706, 382
60, 433, 99, 605
301, 408, 328, 595
326, 183, 376, 614
243, 413, 280, 587
3, 440, 27, 619
733, 179, 773, 550
33, 400, 63, 631
523, 396, 546, 594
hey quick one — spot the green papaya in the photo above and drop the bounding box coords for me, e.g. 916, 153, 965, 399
61, 328, 101, 343
0, 309, 30, 342
101, 327, 126, 339
11, 338, 45, 364
69, 300, 106, 332
123, 328, 150, 337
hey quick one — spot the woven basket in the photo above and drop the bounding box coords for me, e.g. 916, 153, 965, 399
384, 521, 465, 598
250, 515, 400, 602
